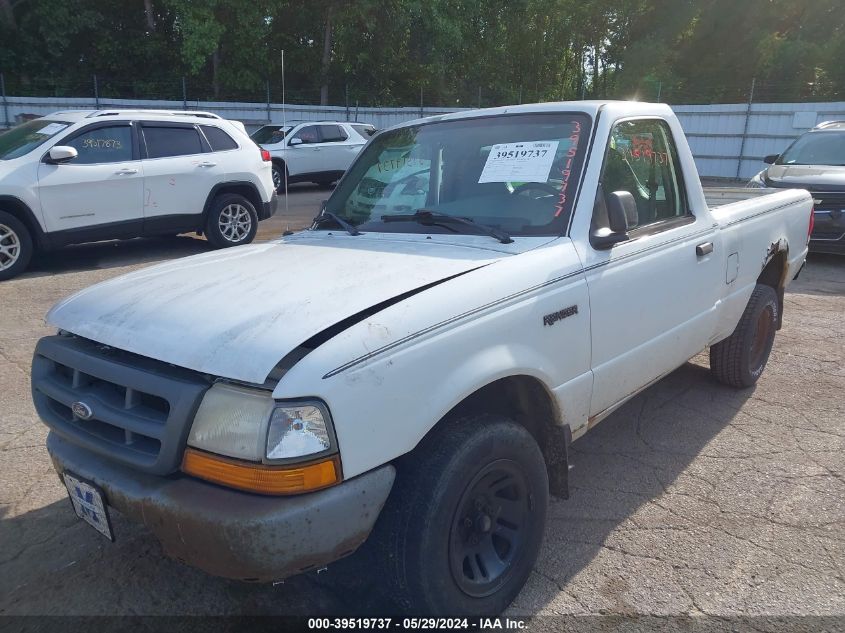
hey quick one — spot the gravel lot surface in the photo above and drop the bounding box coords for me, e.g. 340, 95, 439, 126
0, 184, 842, 626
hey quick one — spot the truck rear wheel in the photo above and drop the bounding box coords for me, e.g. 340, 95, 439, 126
0, 211, 34, 281
376, 415, 548, 615
710, 283, 779, 388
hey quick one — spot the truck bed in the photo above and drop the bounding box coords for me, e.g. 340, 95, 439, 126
703, 187, 784, 209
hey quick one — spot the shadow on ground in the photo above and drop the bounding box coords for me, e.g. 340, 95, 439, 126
22, 236, 212, 279
0, 359, 753, 616
790, 253, 844, 297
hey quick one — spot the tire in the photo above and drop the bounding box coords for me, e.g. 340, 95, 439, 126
374, 415, 548, 615
204, 194, 258, 249
710, 283, 779, 388
272, 161, 287, 193
0, 211, 34, 281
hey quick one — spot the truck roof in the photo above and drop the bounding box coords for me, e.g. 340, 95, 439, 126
389, 100, 674, 132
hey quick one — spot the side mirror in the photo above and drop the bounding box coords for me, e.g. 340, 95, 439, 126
47, 146, 78, 164
288, 138, 303, 147
592, 191, 637, 250
608, 191, 638, 232
763, 154, 779, 165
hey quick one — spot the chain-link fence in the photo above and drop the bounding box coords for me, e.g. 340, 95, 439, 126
5, 72, 845, 118
3, 73, 845, 181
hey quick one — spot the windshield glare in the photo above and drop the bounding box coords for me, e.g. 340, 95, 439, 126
777, 131, 845, 166
325, 113, 591, 237
0, 119, 71, 160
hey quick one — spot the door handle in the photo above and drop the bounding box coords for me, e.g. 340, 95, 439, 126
198, 161, 217, 167
114, 168, 138, 175
696, 242, 714, 256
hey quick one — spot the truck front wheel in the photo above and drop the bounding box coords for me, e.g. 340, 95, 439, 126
710, 283, 779, 388
377, 415, 548, 615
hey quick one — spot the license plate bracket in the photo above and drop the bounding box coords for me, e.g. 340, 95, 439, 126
63, 471, 114, 541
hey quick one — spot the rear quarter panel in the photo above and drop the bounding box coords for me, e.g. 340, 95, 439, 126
709, 188, 811, 343
220, 122, 274, 202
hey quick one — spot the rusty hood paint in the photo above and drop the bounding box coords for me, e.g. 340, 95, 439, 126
46, 234, 510, 384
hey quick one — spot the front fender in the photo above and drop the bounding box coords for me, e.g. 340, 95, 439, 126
274, 240, 591, 478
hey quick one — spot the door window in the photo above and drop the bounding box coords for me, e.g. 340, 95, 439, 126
318, 125, 348, 142
594, 119, 687, 231
201, 125, 239, 152
291, 126, 320, 144
63, 125, 133, 164
352, 124, 376, 138
143, 125, 205, 158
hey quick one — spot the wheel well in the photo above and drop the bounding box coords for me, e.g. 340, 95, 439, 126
757, 248, 787, 329
437, 375, 571, 498
206, 183, 263, 218
0, 197, 45, 249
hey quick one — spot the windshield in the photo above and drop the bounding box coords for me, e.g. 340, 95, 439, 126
776, 131, 845, 166
0, 119, 71, 160
251, 125, 289, 145
325, 112, 591, 237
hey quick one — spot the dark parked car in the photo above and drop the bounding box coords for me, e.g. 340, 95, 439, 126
748, 120, 845, 254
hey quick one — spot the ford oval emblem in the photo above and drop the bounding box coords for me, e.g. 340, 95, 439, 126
71, 401, 93, 420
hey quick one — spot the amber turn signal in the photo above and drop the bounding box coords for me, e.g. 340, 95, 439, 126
181, 448, 341, 495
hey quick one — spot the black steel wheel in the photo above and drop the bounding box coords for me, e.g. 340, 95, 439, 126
449, 460, 531, 598
373, 414, 548, 615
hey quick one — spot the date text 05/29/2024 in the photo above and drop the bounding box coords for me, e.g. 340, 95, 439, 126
307, 617, 527, 630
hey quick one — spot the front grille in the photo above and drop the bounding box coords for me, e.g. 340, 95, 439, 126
32, 335, 210, 475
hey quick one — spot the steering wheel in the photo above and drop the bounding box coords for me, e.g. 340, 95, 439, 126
511, 182, 559, 197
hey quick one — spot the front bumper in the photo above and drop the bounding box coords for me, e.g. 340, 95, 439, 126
47, 432, 395, 581
259, 192, 279, 220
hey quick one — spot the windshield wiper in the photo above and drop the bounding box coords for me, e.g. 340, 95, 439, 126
380, 210, 513, 244
312, 211, 361, 236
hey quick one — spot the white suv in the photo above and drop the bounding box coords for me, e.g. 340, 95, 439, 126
251, 121, 375, 191
0, 109, 277, 280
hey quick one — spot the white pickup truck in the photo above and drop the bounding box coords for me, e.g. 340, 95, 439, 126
33, 101, 812, 615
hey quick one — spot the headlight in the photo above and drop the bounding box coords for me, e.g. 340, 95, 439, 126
187, 383, 336, 463
188, 382, 274, 460
266, 402, 333, 461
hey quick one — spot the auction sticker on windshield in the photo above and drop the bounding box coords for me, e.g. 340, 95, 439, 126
37, 122, 68, 136
479, 141, 559, 183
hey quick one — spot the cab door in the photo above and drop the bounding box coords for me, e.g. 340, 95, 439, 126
36, 122, 144, 234
139, 122, 223, 226
573, 117, 721, 417
285, 124, 323, 177
315, 124, 361, 173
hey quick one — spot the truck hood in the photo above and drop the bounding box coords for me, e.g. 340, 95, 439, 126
765, 164, 845, 190
47, 235, 508, 384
